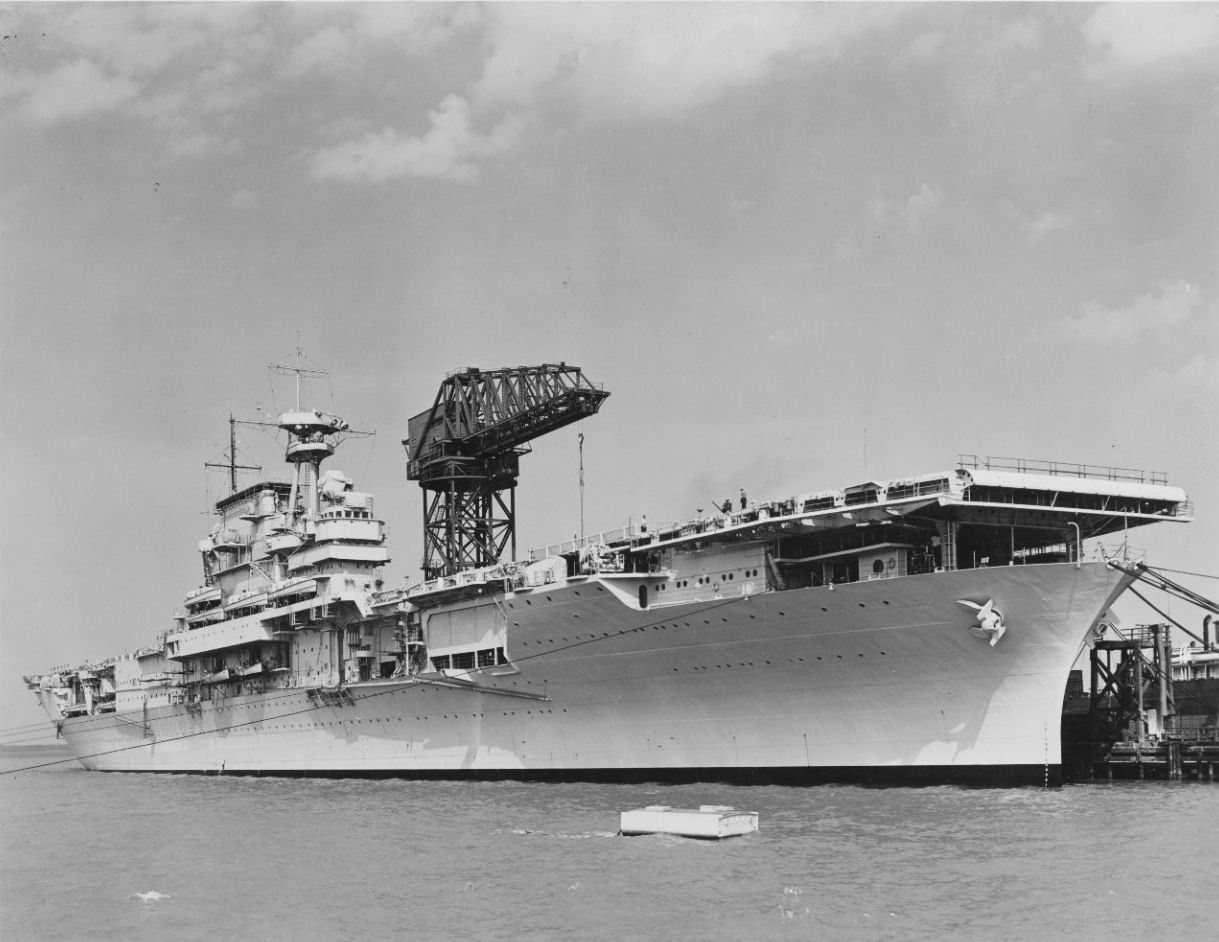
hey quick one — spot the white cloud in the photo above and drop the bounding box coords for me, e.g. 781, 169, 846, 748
23, 59, 139, 125
471, 4, 900, 119
901, 183, 943, 234
12, 4, 905, 182
281, 25, 354, 78
834, 237, 859, 263
1149, 354, 1219, 395
1024, 211, 1071, 245
893, 30, 945, 67
227, 189, 259, 210
7, 4, 264, 138
1062, 280, 1203, 342
310, 95, 523, 183
977, 18, 1042, 60
46, 4, 256, 78
1083, 5, 1219, 79
166, 133, 239, 159
351, 3, 482, 53
282, 5, 482, 77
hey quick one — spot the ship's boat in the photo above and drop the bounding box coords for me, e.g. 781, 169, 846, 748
24, 363, 1195, 786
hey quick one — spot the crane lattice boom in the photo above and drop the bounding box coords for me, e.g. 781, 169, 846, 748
405, 364, 610, 580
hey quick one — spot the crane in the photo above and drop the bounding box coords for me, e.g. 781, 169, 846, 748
405, 364, 610, 580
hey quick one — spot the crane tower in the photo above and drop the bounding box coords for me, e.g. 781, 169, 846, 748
405, 364, 610, 581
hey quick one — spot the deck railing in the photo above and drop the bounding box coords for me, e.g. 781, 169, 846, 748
958, 454, 1169, 485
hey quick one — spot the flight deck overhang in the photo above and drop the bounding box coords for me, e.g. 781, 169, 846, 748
617, 465, 1190, 556
959, 468, 1187, 504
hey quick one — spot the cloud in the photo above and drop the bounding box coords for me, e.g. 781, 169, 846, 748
1024, 211, 1071, 245
959, 15, 1046, 105
1083, 5, 1219, 79
310, 95, 523, 183
281, 5, 483, 77
23, 59, 139, 125
166, 133, 240, 159
1149, 354, 1219, 395
44, 4, 257, 78
7, 4, 263, 140
227, 189, 259, 210
470, 4, 900, 119
12, 4, 905, 182
351, 3, 482, 54
834, 237, 859, 263
901, 183, 943, 234
893, 30, 945, 67
1062, 280, 1203, 342
281, 25, 352, 78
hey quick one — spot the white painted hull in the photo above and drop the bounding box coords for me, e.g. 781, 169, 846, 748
43, 563, 1128, 786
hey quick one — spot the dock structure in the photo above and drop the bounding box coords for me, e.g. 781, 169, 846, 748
1062, 619, 1219, 781
1100, 737, 1219, 781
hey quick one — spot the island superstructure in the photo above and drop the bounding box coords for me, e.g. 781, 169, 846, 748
26, 363, 1193, 785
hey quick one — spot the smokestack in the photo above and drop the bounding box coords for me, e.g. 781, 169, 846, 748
1205, 615, 1213, 651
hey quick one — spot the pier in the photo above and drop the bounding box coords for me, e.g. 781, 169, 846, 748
1062, 619, 1219, 782
1097, 735, 1219, 781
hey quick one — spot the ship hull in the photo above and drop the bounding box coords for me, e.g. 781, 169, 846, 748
43, 562, 1128, 786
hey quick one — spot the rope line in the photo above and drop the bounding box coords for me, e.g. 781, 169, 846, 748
1147, 566, 1219, 582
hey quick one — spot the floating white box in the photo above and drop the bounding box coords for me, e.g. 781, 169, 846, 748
619, 804, 759, 839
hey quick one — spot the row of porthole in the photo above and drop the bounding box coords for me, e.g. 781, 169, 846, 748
509, 596, 894, 628
675, 651, 889, 671
664, 568, 760, 591
516, 613, 795, 646
818, 600, 892, 611
204, 709, 573, 730
419, 708, 564, 720
509, 586, 608, 609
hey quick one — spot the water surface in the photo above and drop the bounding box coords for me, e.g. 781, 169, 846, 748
2, 746, 1212, 941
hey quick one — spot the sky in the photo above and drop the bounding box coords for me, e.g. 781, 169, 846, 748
2, 2, 1217, 739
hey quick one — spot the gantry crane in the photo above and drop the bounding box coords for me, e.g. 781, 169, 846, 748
405, 364, 610, 580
